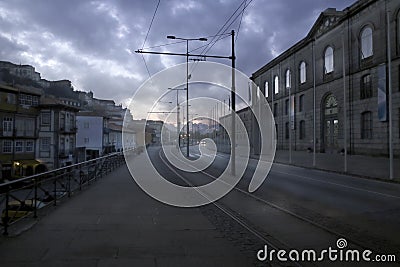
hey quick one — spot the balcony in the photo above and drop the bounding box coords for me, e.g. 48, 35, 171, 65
1, 128, 38, 138
59, 127, 77, 134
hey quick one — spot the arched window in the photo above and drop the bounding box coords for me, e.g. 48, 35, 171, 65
265, 81, 269, 98
285, 69, 291, 89
324, 46, 334, 73
325, 94, 338, 116
299, 61, 306, 83
361, 26, 373, 59
274, 75, 279, 94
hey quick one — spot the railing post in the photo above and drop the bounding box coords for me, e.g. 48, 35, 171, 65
33, 179, 38, 219
68, 169, 72, 197
3, 187, 10, 236
79, 166, 83, 191
53, 176, 57, 207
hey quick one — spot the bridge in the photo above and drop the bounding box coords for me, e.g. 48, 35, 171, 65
0, 147, 399, 266
0, 149, 251, 266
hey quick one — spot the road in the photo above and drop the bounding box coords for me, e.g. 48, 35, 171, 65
148, 144, 400, 265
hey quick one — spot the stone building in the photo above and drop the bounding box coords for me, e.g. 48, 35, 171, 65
250, 0, 400, 156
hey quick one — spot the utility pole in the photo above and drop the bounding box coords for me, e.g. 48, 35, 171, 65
168, 87, 186, 148
135, 30, 236, 175
231, 30, 236, 176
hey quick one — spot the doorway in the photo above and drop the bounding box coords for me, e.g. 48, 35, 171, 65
323, 94, 339, 153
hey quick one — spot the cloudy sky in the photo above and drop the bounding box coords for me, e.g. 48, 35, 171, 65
0, 0, 354, 116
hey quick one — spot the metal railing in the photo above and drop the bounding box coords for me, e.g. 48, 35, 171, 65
0, 150, 135, 235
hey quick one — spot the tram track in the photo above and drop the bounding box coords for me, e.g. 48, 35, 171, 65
152, 146, 400, 266
157, 148, 304, 267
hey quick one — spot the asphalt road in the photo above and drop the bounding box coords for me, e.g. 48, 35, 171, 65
150, 144, 400, 259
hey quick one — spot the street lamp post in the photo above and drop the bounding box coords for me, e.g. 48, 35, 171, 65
167, 35, 207, 157
168, 87, 186, 147
188, 113, 199, 145
136, 31, 235, 174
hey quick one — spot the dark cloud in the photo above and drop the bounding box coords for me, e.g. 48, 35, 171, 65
0, 0, 354, 112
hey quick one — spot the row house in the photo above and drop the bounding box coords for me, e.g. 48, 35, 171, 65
37, 96, 80, 169
0, 84, 45, 180
76, 111, 110, 161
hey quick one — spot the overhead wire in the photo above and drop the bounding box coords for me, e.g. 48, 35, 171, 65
188, 0, 253, 77
142, 40, 186, 50
141, 0, 161, 50
140, 0, 161, 80
235, 0, 247, 43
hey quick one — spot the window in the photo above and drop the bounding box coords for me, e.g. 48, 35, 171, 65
285, 69, 291, 89
70, 114, 75, 128
285, 122, 289, 139
273, 103, 278, 116
60, 137, 65, 151
84, 137, 89, 144
60, 113, 65, 129
41, 112, 51, 125
16, 118, 35, 136
274, 76, 279, 94
84, 122, 89, 128
299, 61, 306, 83
15, 140, 24, 153
32, 96, 39, 106
361, 111, 373, 139
3, 117, 13, 136
325, 94, 338, 116
324, 46, 334, 73
15, 118, 24, 136
19, 94, 33, 106
25, 140, 34, 152
3, 140, 12, 153
299, 120, 306, 140
360, 74, 372, 99
40, 137, 51, 151
299, 94, 304, 112
70, 136, 74, 151
285, 99, 289, 115
265, 81, 269, 98
361, 26, 373, 59
6, 93, 16, 104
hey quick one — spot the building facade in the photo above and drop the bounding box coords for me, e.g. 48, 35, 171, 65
76, 112, 110, 160
37, 96, 80, 169
0, 84, 46, 180
251, 0, 400, 156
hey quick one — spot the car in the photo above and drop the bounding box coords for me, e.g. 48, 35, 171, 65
1, 199, 46, 224
200, 140, 207, 146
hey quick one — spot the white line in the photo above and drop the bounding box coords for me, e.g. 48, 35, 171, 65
271, 169, 400, 199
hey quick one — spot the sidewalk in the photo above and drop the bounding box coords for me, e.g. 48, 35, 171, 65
0, 164, 251, 267
273, 150, 400, 182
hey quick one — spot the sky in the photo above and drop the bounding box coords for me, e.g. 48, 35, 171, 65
0, 0, 355, 118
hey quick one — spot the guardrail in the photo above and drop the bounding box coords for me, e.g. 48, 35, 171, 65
0, 150, 135, 235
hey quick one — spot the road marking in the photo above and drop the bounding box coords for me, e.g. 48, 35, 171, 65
196, 152, 400, 199
272, 169, 400, 199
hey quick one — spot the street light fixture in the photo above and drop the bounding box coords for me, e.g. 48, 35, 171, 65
167, 35, 208, 157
